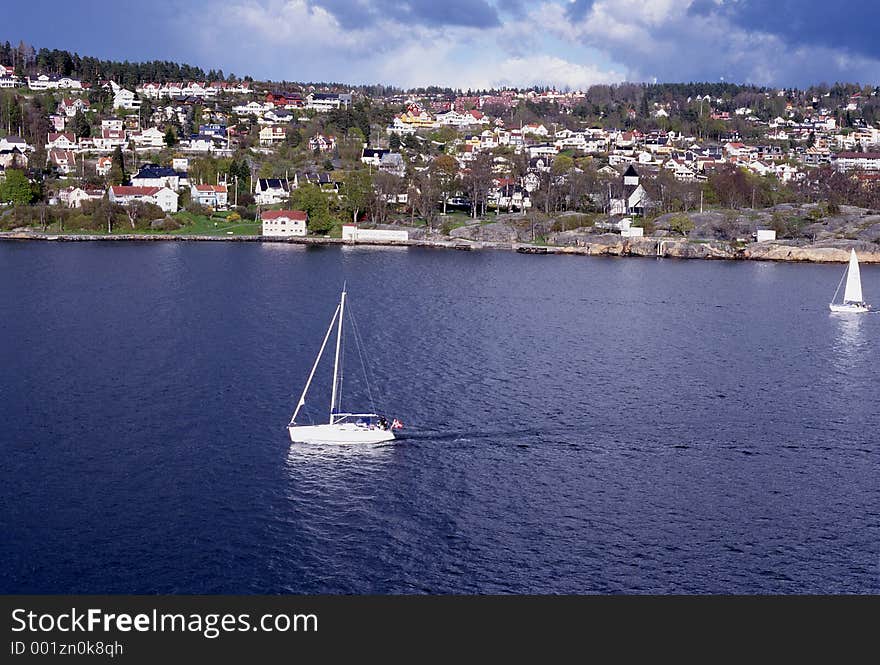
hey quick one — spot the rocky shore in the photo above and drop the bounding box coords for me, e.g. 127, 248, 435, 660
3, 228, 879, 263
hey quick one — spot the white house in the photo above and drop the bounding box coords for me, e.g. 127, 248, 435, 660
0, 136, 33, 153
834, 151, 880, 172
254, 178, 290, 205
66, 187, 104, 208
113, 88, 141, 111
261, 210, 308, 236
259, 125, 287, 145
522, 123, 549, 137
308, 134, 336, 152
96, 156, 113, 176
610, 165, 649, 216
109, 185, 178, 213
130, 165, 180, 190
190, 184, 229, 210
233, 101, 271, 116
27, 74, 81, 90
48, 149, 77, 174
361, 147, 389, 167
305, 92, 347, 112
130, 127, 166, 150
91, 128, 127, 152
46, 132, 78, 151
102, 118, 125, 132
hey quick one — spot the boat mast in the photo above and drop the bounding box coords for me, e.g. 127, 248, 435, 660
329, 288, 346, 423
289, 304, 340, 426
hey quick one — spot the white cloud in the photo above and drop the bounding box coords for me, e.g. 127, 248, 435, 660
184, 0, 880, 87
190, 0, 626, 88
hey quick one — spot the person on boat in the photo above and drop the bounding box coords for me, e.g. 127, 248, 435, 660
378, 416, 389, 430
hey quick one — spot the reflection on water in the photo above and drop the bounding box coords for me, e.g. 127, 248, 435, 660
285, 440, 395, 468
830, 311, 870, 371
259, 242, 309, 254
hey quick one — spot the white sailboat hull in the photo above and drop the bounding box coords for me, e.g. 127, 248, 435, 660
829, 302, 871, 313
288, 423, 396, 444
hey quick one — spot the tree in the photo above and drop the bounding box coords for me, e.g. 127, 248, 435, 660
286, 127, 302, 148
125, 200, 164, 230
430, 153, 458, 214
289, 184, 333, 234
389, 133, 401, 151
669, 214, 694, 237
461, 153, 494, 218
368, 171, 403, 225
72, 108, 91, 138
341, 169, 372, 223
413, 169, 440, 231
0, 168, 35, 205
109, 146, 127, 185
164, 126, 177, 147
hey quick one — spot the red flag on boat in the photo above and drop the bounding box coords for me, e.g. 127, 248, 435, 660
391, 419, 403, 430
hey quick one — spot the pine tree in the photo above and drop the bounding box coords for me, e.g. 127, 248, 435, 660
72, 109, 91, 138
109, 146, 127, 185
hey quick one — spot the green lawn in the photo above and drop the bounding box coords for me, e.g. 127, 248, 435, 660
23, 211, 262, 236
170, 212, 262, 236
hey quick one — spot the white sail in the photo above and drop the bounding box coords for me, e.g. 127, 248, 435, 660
288, 288, 401, 444
843, 249, 863, 303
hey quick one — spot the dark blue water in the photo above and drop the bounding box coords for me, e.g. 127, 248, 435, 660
1, 242, 877, 594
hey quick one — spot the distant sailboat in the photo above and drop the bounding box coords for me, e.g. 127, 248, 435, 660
288, 287, 403, 444
829, 249, 871, 313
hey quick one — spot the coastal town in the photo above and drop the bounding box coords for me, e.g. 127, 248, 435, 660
3, 41, 880, 260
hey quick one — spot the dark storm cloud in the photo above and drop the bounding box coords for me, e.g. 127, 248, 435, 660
689, 0, 880, 60
311, 0, 501, 29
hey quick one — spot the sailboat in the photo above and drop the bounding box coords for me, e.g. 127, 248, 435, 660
288, 287, 402, 444
829, 248, 871, 313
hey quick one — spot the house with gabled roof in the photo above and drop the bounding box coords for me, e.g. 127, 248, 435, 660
308, 134, 336, 152
254, 178, 290, 205
131, 164, 181, 190
109, 185, 178, 212
130, 127, 166, 150
47, 133, 78, 152
361, 147, 389, 167
190, 184, 228, 210
96, 156, 113, 177
66, 187, 104, 208
259, 125, 287, 145
610, 165, 649, 216
48, 149, 77, 174
261, 209, 308, 236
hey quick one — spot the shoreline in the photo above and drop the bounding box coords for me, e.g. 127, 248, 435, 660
1, 231, 879, 263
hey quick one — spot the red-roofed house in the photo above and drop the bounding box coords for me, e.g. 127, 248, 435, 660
96, 156, 113, 177
48, 149, 77, 174
109, 185, 178, 212
261, 210, 308, 236
834, 151, 880, 172
47, 132, 78, 151
190, 183, 229, 210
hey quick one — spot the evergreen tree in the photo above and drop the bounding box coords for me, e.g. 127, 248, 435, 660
164, 126, 177, 147
109, 146, 127, 185
72, 109, 91, 138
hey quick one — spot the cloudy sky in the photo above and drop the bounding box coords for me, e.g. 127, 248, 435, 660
4, 0, 879, 89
